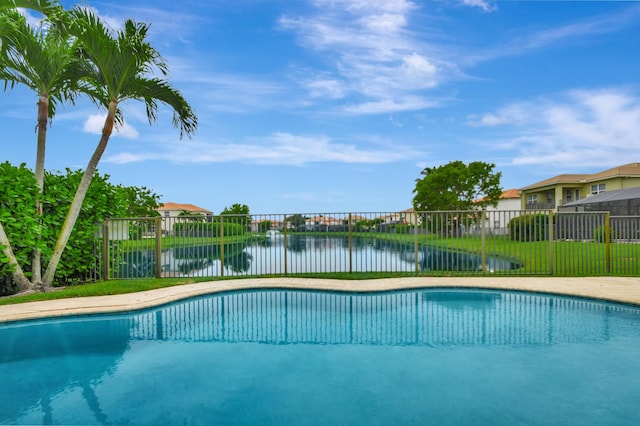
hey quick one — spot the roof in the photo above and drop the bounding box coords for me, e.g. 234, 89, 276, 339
522, 163, 640, 191
499, 189, 521, 199
157, 202, 213, 213
475, 188, 521, 203
562, 187, 640, 207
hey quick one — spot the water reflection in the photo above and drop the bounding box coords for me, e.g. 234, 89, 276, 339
2, 290, 637, 352
117, 235, 520, 278
1, 289, 639, 425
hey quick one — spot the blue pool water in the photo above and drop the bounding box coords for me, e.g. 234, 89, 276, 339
1, 289, 640, 425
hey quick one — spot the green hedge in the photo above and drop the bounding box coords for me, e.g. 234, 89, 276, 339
173, 221, 246, 237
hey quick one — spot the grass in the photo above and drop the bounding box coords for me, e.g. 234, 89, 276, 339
0, 272, 416, 306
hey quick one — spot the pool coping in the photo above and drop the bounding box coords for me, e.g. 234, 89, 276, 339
1, 276, 640, 323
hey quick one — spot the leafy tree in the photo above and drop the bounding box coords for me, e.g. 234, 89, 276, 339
41, 8, 197, 286
118, 185, 161, 217
258, 220, 272, 232
221, 203, 250, 216
412, 161, 503, 212
220, 204, 251, 228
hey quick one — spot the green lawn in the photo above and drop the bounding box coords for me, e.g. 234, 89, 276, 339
0, 272, 415, 306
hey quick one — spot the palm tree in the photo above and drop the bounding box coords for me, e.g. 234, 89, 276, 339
0, 2, 85, 291
42, 8, 198, 286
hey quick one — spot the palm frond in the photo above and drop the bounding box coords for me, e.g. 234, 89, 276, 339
125, 77, 198, 139
0, 6, 83, 116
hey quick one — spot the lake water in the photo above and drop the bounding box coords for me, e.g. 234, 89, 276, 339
116, 235, 520, 278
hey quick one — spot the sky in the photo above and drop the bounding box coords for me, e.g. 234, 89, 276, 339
2, 0, 640, 215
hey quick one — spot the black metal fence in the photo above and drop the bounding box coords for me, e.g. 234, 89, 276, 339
94, 210, 640, 279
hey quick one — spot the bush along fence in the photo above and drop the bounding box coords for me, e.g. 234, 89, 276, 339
94, 210, 640, 280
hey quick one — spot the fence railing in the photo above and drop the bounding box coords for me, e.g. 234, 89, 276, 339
94, 210, 640, 280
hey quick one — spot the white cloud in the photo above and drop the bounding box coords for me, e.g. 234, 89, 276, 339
343, 96, 437, 114
82, 114, 139, 139
468, 5, 640, 64
306, 78, 346, 99
279, 0, 454, 114
459, 0, 496, 13
466, 103, 530, 127
470, 87, 640, 169
105, 132, 422, 165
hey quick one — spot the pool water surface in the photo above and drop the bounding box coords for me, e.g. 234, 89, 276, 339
1, 289, 639, 425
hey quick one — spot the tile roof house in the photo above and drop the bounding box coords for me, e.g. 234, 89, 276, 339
157, 202, 213, 216
520, 163, 640, 210
157, 202, 213, 234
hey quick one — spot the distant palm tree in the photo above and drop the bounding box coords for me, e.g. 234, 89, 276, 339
42, 8, 197, 285
0, 2, 87, 290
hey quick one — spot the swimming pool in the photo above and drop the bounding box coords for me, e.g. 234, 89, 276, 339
1, 288, 639, 425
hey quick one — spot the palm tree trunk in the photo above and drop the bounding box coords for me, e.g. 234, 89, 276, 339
31, 94, 48, 287
42, 101, 117, 286
0, 221, 33, 292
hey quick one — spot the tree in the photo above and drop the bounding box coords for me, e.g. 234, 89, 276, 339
285, 214, 307, 230
40, 8, 197, 286
0, 1, 87, 290
117, 185, 161, 218
412, 161, 503, 212
220, 203, 251, 228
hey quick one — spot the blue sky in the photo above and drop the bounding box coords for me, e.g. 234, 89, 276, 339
3, 0, 640, 214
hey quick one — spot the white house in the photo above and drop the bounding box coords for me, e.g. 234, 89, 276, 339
157, 202, 213, 235
480, 189, 523, 234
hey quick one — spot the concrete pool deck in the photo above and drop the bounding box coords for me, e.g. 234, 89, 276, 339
1, 276, 640, 323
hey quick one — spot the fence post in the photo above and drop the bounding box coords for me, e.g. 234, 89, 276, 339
481, 211, 487, 274
605, 212, 611, 274
155, 217, 162, 278
283, 214, 288, 276
414, 215, 419, 275
102, 220, 109, 281
348, 213, 353, 273
548, 210, 555, 275
220, 215, 225, 277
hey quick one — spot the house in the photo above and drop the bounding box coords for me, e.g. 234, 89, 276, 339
521, 163, 640, 211
303, 215, 342, 231
479, 189, 522, 234
157, 202, 213, 234
377, 208, 419, 226
559, 187, 640, 216
251, 218, 285, 232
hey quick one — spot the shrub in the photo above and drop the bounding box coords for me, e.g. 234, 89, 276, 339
173, 221, 245, 237
508, 213, 550, 242
593, 225, 616, 243
0, 162, 161, 292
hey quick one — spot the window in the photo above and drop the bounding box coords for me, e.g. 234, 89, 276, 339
527, 194, 537, 204
164, 211, 170, 218
591, 183, 605, 195
565, 189, 572, 202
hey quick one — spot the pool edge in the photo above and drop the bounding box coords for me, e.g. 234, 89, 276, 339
1, 276, 639, 323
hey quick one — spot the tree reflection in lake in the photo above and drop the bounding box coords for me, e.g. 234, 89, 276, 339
113, 235, 520, 278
